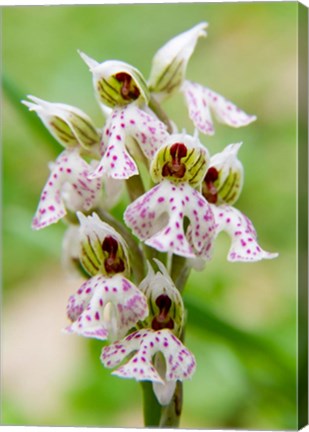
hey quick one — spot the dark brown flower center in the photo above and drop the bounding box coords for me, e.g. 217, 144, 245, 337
202, 166, 219, 203
115, 72, 140, 101
102, 236, 125, 274
151, 294, 174, 330
162, 143, 187, 179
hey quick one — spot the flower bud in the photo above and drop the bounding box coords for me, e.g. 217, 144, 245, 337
139, 259, 184, 337
79, 51, 150, 108
77, 212, 130, 277
148, 22, 207, 101
151, 133, 209, 187
22, 96, 100, 150
202, 143, 244, 205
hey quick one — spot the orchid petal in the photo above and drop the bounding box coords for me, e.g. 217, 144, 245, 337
202, 143, 244, 206
32, 150, 102, 230
79, 52, 150, 108
89, 104, 169, 179
124, 180, 215, 258
66, 274, 148, 341
101, 329, 196, 386
211, 205, 279, 262
182, 81, 256, 134
77, 212, 130, 277
22, 95, 100, 149
139, 259, 185, 335
148, 23, 207, 101
150, 132, 209, 187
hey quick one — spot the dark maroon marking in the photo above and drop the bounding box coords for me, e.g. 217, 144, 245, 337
114, 72, 140, 100
162, 143, 187, 179
102, 236, 125, 274
202, 166, 219, 203
151, 294, 174, 331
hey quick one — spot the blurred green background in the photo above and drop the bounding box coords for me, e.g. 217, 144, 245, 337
2, 2, 299, 429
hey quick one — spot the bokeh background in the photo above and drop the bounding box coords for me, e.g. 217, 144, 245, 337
2, 2, 300, 429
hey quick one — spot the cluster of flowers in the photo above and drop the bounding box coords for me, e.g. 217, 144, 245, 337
23, 23, 278, 406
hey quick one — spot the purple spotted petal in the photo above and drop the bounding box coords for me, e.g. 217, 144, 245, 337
32, 150, 102, 230
90, 144, 138, 180
211, 205, 279, 262
65, 274, 148, 341
124, 180, 215, 258
182, 81, 256, 135
66, 277, 94, 322
89, 104, 169, 179
101, 329, 196, 386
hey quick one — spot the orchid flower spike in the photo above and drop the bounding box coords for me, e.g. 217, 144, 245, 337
22, 95, 101, 150
124, 133, 216, 259
65, 212, 148, 341
32, 150, 104, 230
79, 51, 150, 109
201, 143, 278, 262
148, 22, 208, 101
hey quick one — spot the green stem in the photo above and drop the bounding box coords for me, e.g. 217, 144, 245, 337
171, 255, 191, 293
159, 381, 183, 428
149, 95, 173, 133
141, 382, 162, 427
126, 174, 146, 202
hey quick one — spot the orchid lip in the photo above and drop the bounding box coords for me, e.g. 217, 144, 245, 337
66, 273, 148, 341
101, 329, 196, 389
